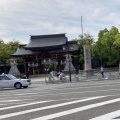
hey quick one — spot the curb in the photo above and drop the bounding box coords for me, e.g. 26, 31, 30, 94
31, 77, 120, 84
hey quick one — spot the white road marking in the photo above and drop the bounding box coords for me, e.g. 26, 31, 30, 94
0, 80, 119, 92
26, 88, 120, 97
54, 88, 120, 95
0, 88, 120, 101
1, 80, 120, 93
0, 100, 21, 102
15, 93, 42, 95
28, 84, 120, 92
0, 92, 49, 97
0, 86, 120, 103
18, 88, 120, 98
90, 109, 120, 120
0, 96, 104, 119
0, 101, 51, 111
0, 81, 120, 97
31, 98, 120, 120
38, 81, 120, 91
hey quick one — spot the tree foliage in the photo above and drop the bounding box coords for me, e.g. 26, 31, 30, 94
92, 26, 119, 67
72, 32, 95, 68
0, 39, 20, 73
72, 26, 120, 69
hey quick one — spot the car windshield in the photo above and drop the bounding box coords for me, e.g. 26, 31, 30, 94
7, 74, 17, 79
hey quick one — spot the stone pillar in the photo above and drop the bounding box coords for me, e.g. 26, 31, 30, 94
64, 54, 75, 70
62, 54, 76, 74
83, 45, 93, 77
84, 45, 92, 70
9, 58, 21, 76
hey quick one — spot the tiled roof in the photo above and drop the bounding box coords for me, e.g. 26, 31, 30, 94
25, 34, 67, 49
11, 45, 35, 56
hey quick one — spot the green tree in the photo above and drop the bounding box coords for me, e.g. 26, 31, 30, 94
72, 33, 94, 69
0, 39, 20, 73
92, 26, 119, 67
114, 34, 120, 70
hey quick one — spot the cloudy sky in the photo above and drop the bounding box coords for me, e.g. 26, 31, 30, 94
0, 0, 120, 43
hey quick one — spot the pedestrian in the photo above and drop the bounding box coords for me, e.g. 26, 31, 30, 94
101, 66, 104, 77
22, 73, 26, 79
22, 72, 29, 79
58, 72, 63, 80
57, 71, 61, 77
47, 68, 49, 74
50, 70, 55, 81
25, 72, 29, 79
44, 68, 47, 74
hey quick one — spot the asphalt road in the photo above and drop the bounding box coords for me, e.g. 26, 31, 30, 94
0, 79, 120, 120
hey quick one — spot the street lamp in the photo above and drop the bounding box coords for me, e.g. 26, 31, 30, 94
63, 45, 73, 82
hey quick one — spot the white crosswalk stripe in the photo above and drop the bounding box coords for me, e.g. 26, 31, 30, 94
1, 81, 120, 120
0, 100, 51, 111
0, 96, 120, 120
0, 96, 103, 119
0, 100, 21, 102
31, 97, 120, 120
90, 110, 120, 120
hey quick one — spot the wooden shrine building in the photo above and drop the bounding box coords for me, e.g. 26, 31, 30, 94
11, 33, 80, 75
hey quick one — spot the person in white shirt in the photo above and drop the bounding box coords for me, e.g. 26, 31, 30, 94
58, 71, 64, 81
50, 70, 55, 81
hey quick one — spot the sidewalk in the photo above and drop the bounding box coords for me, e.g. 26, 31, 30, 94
30, 71, 120, 84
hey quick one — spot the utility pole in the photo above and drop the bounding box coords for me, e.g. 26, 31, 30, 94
81, 16, 83, 40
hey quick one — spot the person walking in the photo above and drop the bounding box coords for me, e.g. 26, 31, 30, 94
50, 70, 55, 81
22, 72, 29, 79
26, 72, 29, 79
101, 66, 104, 77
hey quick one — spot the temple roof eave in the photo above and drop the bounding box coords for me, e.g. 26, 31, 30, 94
25, 36, 67, 49
11, 44, 41, 57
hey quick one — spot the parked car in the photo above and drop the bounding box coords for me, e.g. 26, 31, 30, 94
0, 74, 31, 89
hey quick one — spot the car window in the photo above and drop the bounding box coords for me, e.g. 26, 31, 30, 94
7, 74, 17, 79
0, 76, 11, 80
0, 76, 2, 80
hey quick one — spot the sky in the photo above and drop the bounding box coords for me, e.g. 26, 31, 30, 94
0, 0, 120, 44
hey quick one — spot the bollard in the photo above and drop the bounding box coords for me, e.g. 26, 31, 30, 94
97, 73, 102, 80
45, 77, 48, 83
48, 76, 54, 83
115, 72, 119, 79
80, 72, 83, 77
74, 74, 79, 81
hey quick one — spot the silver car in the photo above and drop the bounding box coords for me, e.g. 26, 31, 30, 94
0, 74, 31, 89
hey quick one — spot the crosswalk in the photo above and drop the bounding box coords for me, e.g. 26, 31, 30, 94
31, 97, 120, 120
0, 81, 120, 120
0, 96, 120, 120
90, 110, 120, 120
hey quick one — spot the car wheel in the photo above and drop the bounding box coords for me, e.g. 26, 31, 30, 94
14, 83, 22, 89
23, 86, 28, 88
